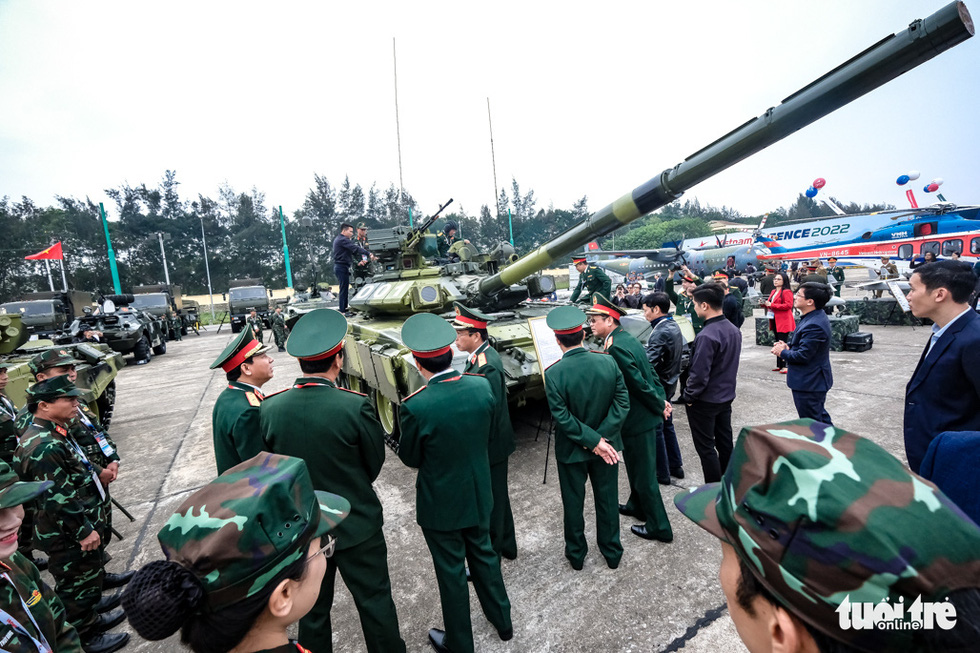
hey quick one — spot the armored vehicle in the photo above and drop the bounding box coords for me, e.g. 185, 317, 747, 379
68, 294, 168, 364
0, 290, 96, 339
0, 314, 123, 428
228, 279, 271, 333
333, 2, 973, 448
131, 284, 194, 339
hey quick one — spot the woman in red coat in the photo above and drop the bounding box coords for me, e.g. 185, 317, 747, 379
764, 272, 795, 372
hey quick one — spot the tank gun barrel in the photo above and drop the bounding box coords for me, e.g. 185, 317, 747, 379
479, 1, 973, 297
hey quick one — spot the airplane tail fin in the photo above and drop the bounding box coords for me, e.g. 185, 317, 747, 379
755, 234, 787, 253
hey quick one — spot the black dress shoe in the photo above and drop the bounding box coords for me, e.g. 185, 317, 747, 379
428, 628, 451, 652
92, 608, 126, 633
631, 524, 673, 543
95, 593, 121, 613
618, 503, 638, 517
604, 557, 621, 570
658, 476, 671, 485
498, 627, 514, 641
81, 631, 129, 653
501, 551, 517, 561
31, 557, 48, 571
671, 467, 685, 479
103, 571, 135, 589
567, 558, 584, 571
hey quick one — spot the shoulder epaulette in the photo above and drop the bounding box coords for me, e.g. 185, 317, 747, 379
544, 359, 560, 371
245, 391, 261, 407
589, 349, 610, 355
403, 386, 427, 402
336, 386, 367, 397
476, 352, 487, 367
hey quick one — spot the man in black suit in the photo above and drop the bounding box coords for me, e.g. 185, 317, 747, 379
771, 282, 833, 424
903, 261, 980, 473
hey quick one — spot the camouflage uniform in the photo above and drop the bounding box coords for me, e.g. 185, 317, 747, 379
436, 232, 457, 258
0, 390, 18, 465
675, 419, 980, 651
271, 310, 288, 350
665, 276, 705, 334
247, 314, 265, 343
168, 312, 182, 341
569, 264, 612, 304
15, 416, 109, 637
0, 551, 83, 652
353, 231, 371, 282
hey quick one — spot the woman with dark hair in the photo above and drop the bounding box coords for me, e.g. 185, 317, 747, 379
910, 250, 938, 269
763, 272, 795, 373
121, 454, 350, 653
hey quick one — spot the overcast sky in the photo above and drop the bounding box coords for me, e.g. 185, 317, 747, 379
1, 1, 977, 223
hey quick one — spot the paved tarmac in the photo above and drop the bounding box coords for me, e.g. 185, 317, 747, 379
97, 308, 929, 652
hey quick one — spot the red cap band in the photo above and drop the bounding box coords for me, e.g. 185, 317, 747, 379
299, 340, 345, 361
222, 340, 264, 373
553, 325, 584, 335
411, 345, 453, 358
589, 304, 619, 319
572, 257, 587, 264
454, 315, 488, 330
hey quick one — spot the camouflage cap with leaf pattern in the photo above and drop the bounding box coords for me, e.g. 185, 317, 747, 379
157, 453, 350, 610
674, 420, 980, 649
0, 460, 51, 510
29, 348, 83, 376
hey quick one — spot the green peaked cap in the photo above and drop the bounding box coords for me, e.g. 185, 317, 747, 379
545, 305, 586, 333
157, 453, 350, 611
402, 313, 456, 355
451, 302, 494, 330
286, 309, 349, 360
210, 328, 273, 372
585, 293, 626, 319
674, 419, 980, 650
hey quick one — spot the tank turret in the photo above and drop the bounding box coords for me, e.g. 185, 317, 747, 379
336, 2, 973, 446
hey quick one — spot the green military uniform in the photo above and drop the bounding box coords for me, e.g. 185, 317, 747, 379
828, 263, 845, 297
125, 454, 350, 651
436, 225, 458, 258
570, 261, 612, 304
453, 303, 517, 560
675, 419, 980, 652
271, 310, 288, 351
544, 306, 629, 569
758, 269, 776, 297
0, 460, 82, 652
247, 313, 264, 343
209, 330, 273, 474
14, 378, 109, 640
168, 312, 182, 341
261, 309, 404, 653
398, 313, 511, 653
665, 274, 705, 334
588, 298, 673, 542
353, 223, 372, 282
0, 388, 18, 465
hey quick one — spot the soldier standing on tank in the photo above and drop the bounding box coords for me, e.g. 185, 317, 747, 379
270, 306, 288, 352
352, 222, 372, 284
451, 303, 518, 561
246, 308, 264, 343
14, 377, 128, 652
398, 313, 513, 653
544, 306, 628, 570
569, 256, 612, 304
827, 256, 845, 297
586, 296, 674, 544
209, 329, 274, 475
260, 309, 406, 653
332, 222, 374, 316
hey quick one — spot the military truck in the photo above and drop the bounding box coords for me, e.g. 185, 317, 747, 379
0, 313, 123, 428
68, 294, 168, 364
228, 278, 271, 333
0, 290, 95, 339
131, 284, 195, 339
330, 3, 974, 448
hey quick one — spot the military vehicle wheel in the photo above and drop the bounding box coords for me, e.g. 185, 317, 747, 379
152, 340, 167, 356
134, 335, 152, 364
374, 393, 400, 438
95, 380, 116, 430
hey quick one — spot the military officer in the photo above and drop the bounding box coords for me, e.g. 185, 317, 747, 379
14, 377, 127, 651
270, 306, 288, 352
0, 459, 111, 653
353, 222, 372, 283
436, 220, 469, 259
398, 313, 512, 653
451, 303, 517, 560
167, 310, 182, 341
261, 309, 405, 653
209, 329, 274, 474
544, 306, 629, 570
246, 309, 264, 343
586, 295, 673, 543
758, 264, 777, 297
827, 256, 845, 297
665, 265, 705, 333
569, 256, 612, 304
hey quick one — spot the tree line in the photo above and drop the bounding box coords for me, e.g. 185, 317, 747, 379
0, 170, 894, 299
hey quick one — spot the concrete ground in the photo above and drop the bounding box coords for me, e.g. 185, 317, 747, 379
97, 305, 927, 653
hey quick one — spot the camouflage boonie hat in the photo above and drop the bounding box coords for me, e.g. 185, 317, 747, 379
356, 222, 368, 230
0, 460, 51, 510
157, 453, 350, 610
674, 420, 980, 649
26, 375, 85, 402
29, 348, 83, 376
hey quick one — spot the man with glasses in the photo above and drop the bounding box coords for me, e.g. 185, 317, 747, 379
261, 309, 405, 653
772, 283, 834, 425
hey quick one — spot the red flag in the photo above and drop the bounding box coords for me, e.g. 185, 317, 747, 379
25, 242, 63, 260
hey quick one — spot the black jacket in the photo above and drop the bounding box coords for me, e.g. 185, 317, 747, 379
332, 234, 370, 267
645, 316, 684, 399
680, 315, 741, 404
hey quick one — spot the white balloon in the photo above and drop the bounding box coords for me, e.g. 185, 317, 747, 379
908, 171, 921, 180
932, 178, 944, 186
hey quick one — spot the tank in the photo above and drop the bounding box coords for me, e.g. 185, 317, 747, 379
337, 2, 974, 446
0, 314, 124, 428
